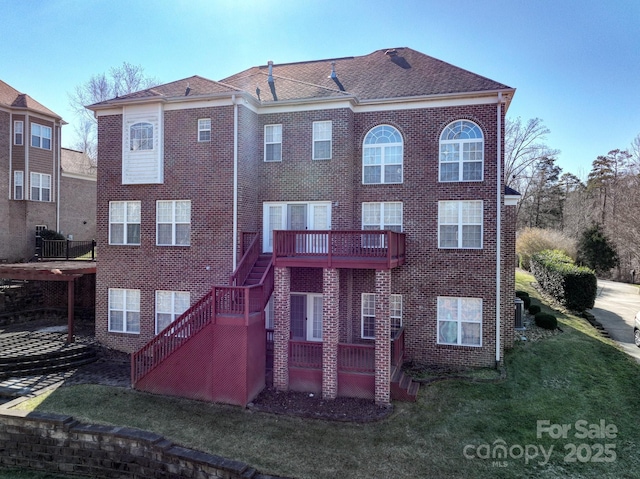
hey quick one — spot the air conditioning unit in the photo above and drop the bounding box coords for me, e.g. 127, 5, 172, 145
514, 297, 525, 330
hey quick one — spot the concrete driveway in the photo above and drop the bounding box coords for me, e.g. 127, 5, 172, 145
590, 279, 640, 362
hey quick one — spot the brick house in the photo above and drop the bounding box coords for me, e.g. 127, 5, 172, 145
0, 80, 64, 262
88, 47, 519, 406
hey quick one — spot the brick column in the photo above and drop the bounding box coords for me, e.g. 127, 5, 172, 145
273, 267, 291, 391
322, 268, 339, 400
375, 269, 391, 406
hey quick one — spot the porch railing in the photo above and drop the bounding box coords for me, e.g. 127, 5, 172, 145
40, 239, 96, 260
289, 341, 322, 368
338, 343, 375, 373
273, 230, 405, 268
131, 291, 213, 384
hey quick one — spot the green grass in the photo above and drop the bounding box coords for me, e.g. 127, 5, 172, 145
6, 270, 640, 478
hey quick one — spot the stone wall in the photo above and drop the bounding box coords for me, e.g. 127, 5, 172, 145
0, 409, 287, 479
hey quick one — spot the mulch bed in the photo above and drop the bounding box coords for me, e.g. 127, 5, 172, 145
248, 387, 393, 423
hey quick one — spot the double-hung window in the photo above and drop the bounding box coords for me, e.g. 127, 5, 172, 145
31, 123, 52, 149
14, 171, 24, 200
198, 119, 211, 142
362, 125, 403, 184
437, 297, 482, 346
264, 124, 282, 162
14, 121, 23, 145
361, 293, 403, 339
439, 120, 484, 182
30, 172, 51, 201
438, 200, 483, 249
109, 201, 141, 245
362, 202, 402, 248
155, 290, 190, 334
312, 120, 332, 160
108, 288, 140, 333
157, 200, 191, 246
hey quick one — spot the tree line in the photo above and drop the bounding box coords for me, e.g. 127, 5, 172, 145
507, 117, 640, 281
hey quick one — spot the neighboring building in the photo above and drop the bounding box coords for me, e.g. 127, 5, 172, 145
60, 147, 97, 241
0, 80, 64, 262
88, 47, 519, 406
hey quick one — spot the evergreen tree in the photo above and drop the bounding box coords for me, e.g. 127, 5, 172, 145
577, 223, 619, 275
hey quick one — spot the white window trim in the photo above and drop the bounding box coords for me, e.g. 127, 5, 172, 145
362, 125, 404, 184
437, 297, 482, 347
14, 120, 23, 146
30, 172, 51, 202
31, 123, 52, 150
361, 293, 403, 339
361, 202, 403, 231
109, 201, 141, 245
312, 120, 332, 160
155, 290, 191, 334
198, 118, 211, 142
156, 200, 191, 246
438, 200, 483, 249
13, 171, 24, 200
439, 120, 484, 182
391, 294, 403, 331
264, 124, 282, 162
108, 288, 140, 334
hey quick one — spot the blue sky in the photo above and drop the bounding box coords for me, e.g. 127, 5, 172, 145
2, 0, 639, 178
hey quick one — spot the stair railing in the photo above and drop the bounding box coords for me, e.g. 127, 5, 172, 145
230, 233, 261, 287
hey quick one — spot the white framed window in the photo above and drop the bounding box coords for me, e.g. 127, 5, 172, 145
157, 200, 191, 246
439, 120, 484, 182
438, 200, 483, 249
264, 124, 282, 162
437, 297, 482, 346
362, 125, 403, 184
30, 172, 51, 201
155, 290, 191, 334
14, 120, 23, 145
313, 120, 332, 160
13, 171, 24, 200
109, 201, 141, 245
362, 202, 402, 248
130, 122, 154, 151
361, 293, 403, 339
31, 123, 51, 150
108, 288, 140, 333
198, 118, 211, 142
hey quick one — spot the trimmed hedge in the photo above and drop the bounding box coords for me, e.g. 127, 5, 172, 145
535, 312, 558, 330
528, 305, 541, 315
530, 250, 597, 311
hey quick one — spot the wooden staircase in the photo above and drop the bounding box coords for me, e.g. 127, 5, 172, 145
390, 364, 419, 402
244, 254, 273, 286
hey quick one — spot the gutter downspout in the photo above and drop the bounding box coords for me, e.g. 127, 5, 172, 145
496, 92, 503, 366
232, 95, 238, 271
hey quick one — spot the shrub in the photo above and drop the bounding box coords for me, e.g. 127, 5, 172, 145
521, 296, 531, 309
535, 312, 558, 330
515, 291, 529, 298
39, 228, 65, 240
528, 305, 541, 315
530, 249, 597, 311
516, 227, 577, 270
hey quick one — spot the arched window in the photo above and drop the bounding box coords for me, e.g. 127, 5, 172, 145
130, 122, 154, 151
362, 125, 403, 184
439, 120, 483, 182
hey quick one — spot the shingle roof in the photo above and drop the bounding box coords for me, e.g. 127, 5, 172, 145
220, 47, 513, 103
89, 75, 240, 107
0, 79, 62, 119
61, 148, 97, 177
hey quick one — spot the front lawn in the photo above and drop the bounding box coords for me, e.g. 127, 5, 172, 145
6, 270, 640, 478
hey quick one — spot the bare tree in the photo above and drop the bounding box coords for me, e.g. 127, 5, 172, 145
504, 117, 560, 187
68, 62, 159, 161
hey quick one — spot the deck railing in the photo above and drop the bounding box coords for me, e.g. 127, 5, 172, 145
289, 341, 323, 368
40, 239, 96, 260
131, 291, 213, 384
338, 343, 375, 373
273, 230, 405, 268
230, 233, 261, 287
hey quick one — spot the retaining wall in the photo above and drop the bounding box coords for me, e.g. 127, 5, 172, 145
0, 409, 287, 479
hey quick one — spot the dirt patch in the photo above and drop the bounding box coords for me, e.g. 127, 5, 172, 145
248, 387, 393, 422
